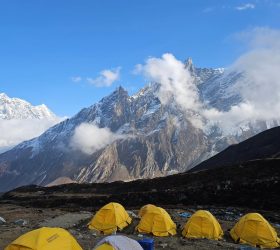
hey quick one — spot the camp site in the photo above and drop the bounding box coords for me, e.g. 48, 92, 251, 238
1, 199, 280, 250
1, 0, 280, 249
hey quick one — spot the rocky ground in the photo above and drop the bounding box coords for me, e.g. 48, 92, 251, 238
1, 161, 279, 249
2, 160, 279, 212
1, 204, 279, 250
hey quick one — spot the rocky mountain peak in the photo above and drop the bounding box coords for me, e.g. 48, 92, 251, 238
115, 85, 128, 97
105, 86, 128, 100
99, 86, 129, 109
185, 57, 195, 72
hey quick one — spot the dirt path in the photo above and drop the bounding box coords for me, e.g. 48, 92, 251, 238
38, 212, 92, 228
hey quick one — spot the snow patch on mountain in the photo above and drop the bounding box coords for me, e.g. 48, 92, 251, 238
0, 93, 61, 153
0, 93, 55, 120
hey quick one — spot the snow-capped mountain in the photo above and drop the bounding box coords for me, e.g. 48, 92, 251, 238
0, 59, 278, 192
0, 93, 56, 120
0, 93, 59, 154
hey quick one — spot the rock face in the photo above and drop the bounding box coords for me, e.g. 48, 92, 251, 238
0, 59, 279, 192
45, 177, 77, 187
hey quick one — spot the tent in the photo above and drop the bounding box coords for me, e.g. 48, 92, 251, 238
230, 213, 280, 248
95, 244, 114, 250
136, 206, 176, 236
88, 202, 132, 234
93, 235, 143, 250
182, 210, 223, 240
5, 227, 82, 250
138, 204, 157, 218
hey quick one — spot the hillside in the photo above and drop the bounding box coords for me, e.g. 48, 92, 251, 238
2, 158, 279, 211
193, 126, 280, 171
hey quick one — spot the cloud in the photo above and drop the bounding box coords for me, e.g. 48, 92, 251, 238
71, 76, 82, 83
235, 3, 255, 10
234, 27, 280, 49
87, 67, 121, 87
70, 123, 124, 154
135, 53, 203, 127
0, 118, 62, 153
203, 27, 280, 133
135, 28, 280, 133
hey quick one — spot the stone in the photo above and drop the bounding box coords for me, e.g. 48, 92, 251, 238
159, 243, 168, 248
127, 210, 138, 218
14, 219, 28, 226
0, 216, 6, 224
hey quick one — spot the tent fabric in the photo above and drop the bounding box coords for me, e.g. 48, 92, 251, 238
95, 243, 114, 250
136, 206, 176, 237
5, 227, 82, 250
138, 204, 157, 218
88, 202, 132, 234
93, 235, 143, 250
230, 213, 280, 249
182, 210, 223, 240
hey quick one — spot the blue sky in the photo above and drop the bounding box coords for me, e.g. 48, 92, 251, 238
0, 0, 279, 116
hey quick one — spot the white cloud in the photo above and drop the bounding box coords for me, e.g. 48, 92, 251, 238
71, 76, 82, 82
135, 28, 280, 133
0, 118, 62, 153
135, 53, 203, 127
234, 27, 280, 49
87, 67, 121, 87
235, 3, 255, 10
70, 123, 124, 154
203, 27, 280, 133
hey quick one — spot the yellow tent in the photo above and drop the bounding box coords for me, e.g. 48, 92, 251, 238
88, 202, 132, 234
136, 206, 176, 236
182, 210, 223, 240
230, 213, 280, 248
138, 204, 157, 218
5, 227, 82, 250
95, 244, 114, 250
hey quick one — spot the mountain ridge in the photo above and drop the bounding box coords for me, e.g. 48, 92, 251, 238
0, 92, 56, 120
0, 60, 279, 192
0, 93, 60, 154
192, 126, 280, 172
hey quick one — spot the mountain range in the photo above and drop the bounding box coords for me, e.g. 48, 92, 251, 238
0, 59, 279, 192
0, 93, 58, 154
0, 93, 55, 120
3, 126, 279, 210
